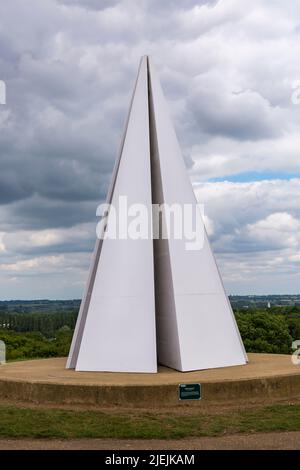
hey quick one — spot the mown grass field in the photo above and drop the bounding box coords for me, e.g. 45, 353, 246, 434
0, 403, 300, 439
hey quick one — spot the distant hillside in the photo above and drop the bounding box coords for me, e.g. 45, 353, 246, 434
229, 294, 300, 309
0, 296, 299, 314
0, 299, 81, 314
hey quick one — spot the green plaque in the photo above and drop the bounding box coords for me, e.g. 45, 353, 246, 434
179, 383, 201, 400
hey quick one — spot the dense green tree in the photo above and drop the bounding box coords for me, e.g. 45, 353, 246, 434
0, 310, 78, 336
235, 311, 293, 354
286, 317, 300, 341
0, 329, 72, 361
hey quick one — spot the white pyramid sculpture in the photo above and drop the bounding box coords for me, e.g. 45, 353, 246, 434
67, 56, 248, 373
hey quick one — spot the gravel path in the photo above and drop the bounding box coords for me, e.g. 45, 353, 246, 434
0, 432, 299, 450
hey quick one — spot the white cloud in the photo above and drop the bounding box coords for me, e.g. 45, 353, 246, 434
246, 212, 300, 249
1, 0, 300, 297
1, 255, 65, 272
0, 233, 6, 253
194, 179, 300, 293
248, 212, 300, 232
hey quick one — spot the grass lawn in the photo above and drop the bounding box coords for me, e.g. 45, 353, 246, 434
0, 403, 299, 439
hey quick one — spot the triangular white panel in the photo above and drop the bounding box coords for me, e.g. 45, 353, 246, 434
68, 57, 157, 372
148, 57, 247, 371
67, 56, 247, 373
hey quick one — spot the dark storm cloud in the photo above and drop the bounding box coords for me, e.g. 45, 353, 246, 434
57, 0, 120, 10
8, 197, 99, 230
0, 126, 113, 205
0, 2, 132, 208
0, 169, 34, 204
146, 0, 218, 13
187, 88, 281, 141
57, 0, 218, 14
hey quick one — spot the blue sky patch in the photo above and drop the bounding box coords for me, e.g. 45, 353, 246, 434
209, 171, 300, 183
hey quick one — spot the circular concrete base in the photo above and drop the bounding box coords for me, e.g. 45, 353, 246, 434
0, 353, 300, 409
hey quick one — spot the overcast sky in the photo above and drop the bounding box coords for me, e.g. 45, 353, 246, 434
0, 0, 300, 299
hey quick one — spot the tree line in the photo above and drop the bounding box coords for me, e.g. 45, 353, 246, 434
0, 310, 78, 337
0, 306, 299, 361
